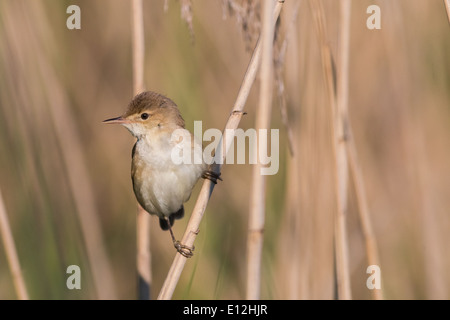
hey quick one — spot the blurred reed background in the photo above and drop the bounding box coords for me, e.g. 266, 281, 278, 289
0, 0, 449, 299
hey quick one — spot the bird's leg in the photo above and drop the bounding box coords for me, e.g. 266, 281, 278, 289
202, 170, 222, 184
166, 219, 194, 258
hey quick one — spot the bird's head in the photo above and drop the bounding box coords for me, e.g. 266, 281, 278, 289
103, 91, 185, 138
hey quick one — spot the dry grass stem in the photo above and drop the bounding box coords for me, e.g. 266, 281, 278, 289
274, 1, 300, 156
132, 0, 145, 94
0, 189, 29, 300
338, 0, 383, 300
181, 0, 195, 40
132, 0, 152, 300
164, 0, 169, 12
246, 0, 276, 300
137, 207, 151, 299
309, 0, 351, 299
347, 137, 383, 299
445, 0, 450, 23
157, 1, 285, 300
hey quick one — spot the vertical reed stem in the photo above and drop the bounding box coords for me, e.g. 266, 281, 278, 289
444, 0, 450, 23
131, 0, 152, 300
309, 0, 351, 299
0, 189, 29, 300
246, 0, 276, 300
338, 0, 383, 299
334, 0, 352, 300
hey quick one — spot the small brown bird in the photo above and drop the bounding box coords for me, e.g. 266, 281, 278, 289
104, 91, 218, 257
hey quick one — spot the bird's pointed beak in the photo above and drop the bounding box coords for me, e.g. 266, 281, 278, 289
103, 116, 129, 124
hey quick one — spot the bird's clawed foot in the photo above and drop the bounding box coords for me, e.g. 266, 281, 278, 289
202, 170, 222, 184
167, 221, 195, 258
173, 240, 195, 258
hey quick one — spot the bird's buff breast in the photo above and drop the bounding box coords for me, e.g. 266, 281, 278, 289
131, 129, 205, 218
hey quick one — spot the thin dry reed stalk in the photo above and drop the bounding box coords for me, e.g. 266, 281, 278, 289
131, 0, 152, 300
309, 0, 351, 299
132, 0, 145, 94
445, 0, 450, 23
282, 3, 301, 299
338, 0, 383, 300
337, 0, 383, 300
157, 1, 285, 300
348, 140, 383, 299
137, 210, 151, 299
0, 189, 29, 300
274, 1, 300, 157
277, 0, 301, 299
245, 0, 276, 300
334, 0, 352, 300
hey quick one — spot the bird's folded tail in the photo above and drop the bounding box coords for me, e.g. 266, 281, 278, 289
159, 206, 185, 231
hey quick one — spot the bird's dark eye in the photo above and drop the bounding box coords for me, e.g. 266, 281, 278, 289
141, 113, 149, 120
